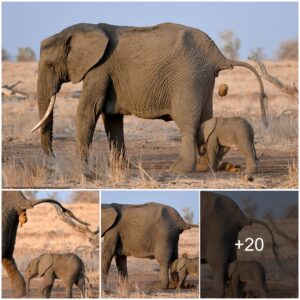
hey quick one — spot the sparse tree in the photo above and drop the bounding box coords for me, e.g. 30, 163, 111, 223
182, 207, 194, 224
276, 39, 298, 61
71, 192, 99, 203
2, 48, 11, 61
219, 30, 240, 59
249, 47, 266, 61
241, 197, 257, 218
16, 47, 36, 62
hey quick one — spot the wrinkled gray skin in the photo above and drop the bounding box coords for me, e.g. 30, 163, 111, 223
201, 192, 280, 298
2, 191, 80, 298
225, 260, 268, 298
102, 202, 196, 289
198, 117, 257, 174
171, 254, 199, 290
25, 253, 86, 298
33, 22, 268, 176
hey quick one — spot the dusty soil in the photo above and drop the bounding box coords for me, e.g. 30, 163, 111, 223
201, 219, 298, 298
2, 200, 99, 298
2, 61, 298, 188
102, 228, 199, 298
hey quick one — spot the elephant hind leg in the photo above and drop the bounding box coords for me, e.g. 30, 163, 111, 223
238, 141, 257, 174
2, 258, 26, 298
76, 277, 85, 298
115, 255, 128, 281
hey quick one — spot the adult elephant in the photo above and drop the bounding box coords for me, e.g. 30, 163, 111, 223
2, 191, 88, 298
32, 22, 268, 176
201, 191, 280, 298
101, 202, 197, 289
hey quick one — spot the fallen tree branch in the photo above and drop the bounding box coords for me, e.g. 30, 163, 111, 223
54, 205, 99, 248
265, 215, 297, 248
2, 81, 28, 99
250, 58, 298, 96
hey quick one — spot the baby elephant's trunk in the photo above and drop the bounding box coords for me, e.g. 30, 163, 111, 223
25, 277, 30, 297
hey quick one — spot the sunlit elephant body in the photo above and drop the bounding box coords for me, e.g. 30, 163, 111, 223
33, 22, 267, 176
101, 202, 196, 289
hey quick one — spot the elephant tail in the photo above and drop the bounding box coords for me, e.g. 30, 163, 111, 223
248, 218, 281, 268
219, 59, 268, 128
189, 224, 199, 228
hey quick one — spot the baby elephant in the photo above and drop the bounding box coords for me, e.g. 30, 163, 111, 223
171, 254, 199, 290
25, 253, 89, 298
198, 117, 257, 174
225, 260, 268, 298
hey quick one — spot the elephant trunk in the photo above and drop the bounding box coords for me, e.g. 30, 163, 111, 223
25, 277, 30, 297
32, 78, 56, 157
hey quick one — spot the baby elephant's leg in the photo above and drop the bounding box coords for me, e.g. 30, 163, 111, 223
238, 141, 257, 174
76, 276, 85, 298
39, 271, 55, 298
177, 269, 187, 290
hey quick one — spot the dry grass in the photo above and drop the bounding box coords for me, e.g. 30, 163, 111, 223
2, 201, 99, 298
102, 228, 199, 298
2, 60, 298, 188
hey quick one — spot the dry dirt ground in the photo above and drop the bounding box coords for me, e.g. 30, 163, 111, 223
2, 61, 298, 188
102, 228, 199, 298
2, 200, 99, 298
201, 219, 298, 298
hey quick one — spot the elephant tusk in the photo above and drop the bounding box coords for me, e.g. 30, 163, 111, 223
31, 94, 56, 133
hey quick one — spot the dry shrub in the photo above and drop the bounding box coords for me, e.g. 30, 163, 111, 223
276, 39, 298, 61
287, 160, 298, 188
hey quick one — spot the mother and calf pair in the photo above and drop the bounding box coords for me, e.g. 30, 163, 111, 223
2, 192, 91, 298
31, 21, 267, 178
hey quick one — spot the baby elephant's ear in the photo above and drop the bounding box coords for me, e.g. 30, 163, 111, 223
202, 118, 217, 143
38, 254, 53, 277
101, 205, 118, 237
228, 261, 238, 278
177, 257, 187, 271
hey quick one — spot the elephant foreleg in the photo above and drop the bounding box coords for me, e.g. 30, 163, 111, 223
206, 137, 219, 172
38, 271, 55, 298
212, 267, 226, 298
177, 270, 187, 290
170, 131, 197, 173
101, 232, 118, 286
76, 76, 108, 178
2, 257, 26, 298
102, 113, 127, 168
115, 255, 128, 281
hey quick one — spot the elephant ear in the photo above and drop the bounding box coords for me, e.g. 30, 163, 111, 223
101, 204, 118, 237
177, 257, 187, 271
38, 254, 53, 277
67, 29, 109, 84
228, 261, 238, 279
201, 118, 217, 143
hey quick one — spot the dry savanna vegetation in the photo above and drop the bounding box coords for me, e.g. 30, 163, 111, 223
201, 218, 298, 298
2, 200, 99, 298
2, 61, 298, 188
102, 227, 199, 298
